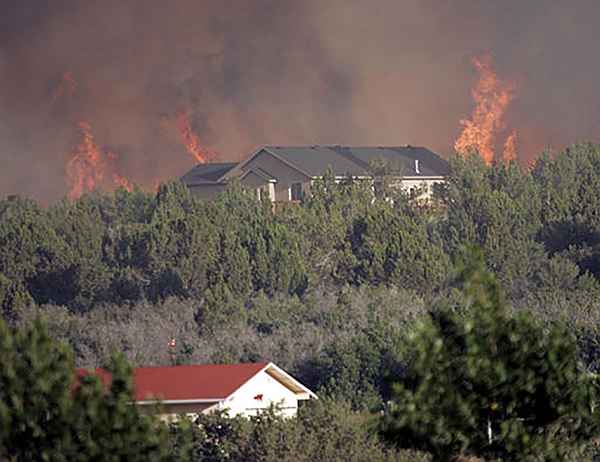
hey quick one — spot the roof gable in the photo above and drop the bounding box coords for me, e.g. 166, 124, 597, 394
75, 362, 316, 403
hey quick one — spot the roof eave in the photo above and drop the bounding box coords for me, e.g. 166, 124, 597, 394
263, 363, 318, 400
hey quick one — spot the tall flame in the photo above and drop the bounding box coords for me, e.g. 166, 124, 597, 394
502, 130, 517, 164
66, 122, 104, 199
175, 110, 211, 163
66, 122, 133, 199
455, 55, 516, 164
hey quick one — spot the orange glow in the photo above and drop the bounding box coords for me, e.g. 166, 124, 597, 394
175, 110, 211, 163
455, 55, 516, 164
503, 130, 517, 164
112, 173, 134, 192
66, 122, 104, 199
66, 122, 134, 199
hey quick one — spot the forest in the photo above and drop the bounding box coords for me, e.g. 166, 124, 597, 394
2, 143, 600, 460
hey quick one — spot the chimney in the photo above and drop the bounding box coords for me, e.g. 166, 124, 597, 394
415, 159, 421, 174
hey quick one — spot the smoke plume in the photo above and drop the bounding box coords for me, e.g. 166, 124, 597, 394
1, 0, 599, 200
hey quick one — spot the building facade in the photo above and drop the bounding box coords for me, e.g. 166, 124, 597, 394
181, 145, 449, 202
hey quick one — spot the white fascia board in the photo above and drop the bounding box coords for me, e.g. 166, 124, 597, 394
220, 362, 317, 403
263, 363, 318, 400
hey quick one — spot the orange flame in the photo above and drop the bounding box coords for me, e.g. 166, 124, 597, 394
66, 122, 104, 199
503, 130, 517, 164
66, 122, 134, 199
112, 173, 134, 192
175, 110, 211, 163
455, 55, 516, 164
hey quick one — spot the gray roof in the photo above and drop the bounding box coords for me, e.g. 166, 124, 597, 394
265, 146, 369, 177
264, 145, 448, 177
181, 146, 448, 188
181, 162, 237, 185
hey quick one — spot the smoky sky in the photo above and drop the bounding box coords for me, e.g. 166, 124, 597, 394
1, 0, 599, 201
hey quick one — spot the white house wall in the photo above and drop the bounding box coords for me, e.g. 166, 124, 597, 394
221, 369, 300, 418
398, 178, 444, 199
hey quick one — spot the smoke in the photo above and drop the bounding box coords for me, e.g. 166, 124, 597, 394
1, 0, 599, 200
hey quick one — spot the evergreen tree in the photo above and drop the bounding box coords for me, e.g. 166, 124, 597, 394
0, 317, 171, 461
381, 248, 600, 461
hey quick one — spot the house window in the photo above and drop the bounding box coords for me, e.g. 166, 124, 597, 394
291, 183, 303, 201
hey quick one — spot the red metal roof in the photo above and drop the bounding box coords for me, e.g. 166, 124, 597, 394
76, 362, 269, 402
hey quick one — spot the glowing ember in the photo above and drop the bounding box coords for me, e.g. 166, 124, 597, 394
455, 55, 516, 164
66, 122, 134, 199
175, 110, 211, 163
503, 130, 517, 164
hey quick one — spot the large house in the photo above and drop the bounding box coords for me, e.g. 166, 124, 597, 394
76, 362, 316, 419
181, 145, 449, 202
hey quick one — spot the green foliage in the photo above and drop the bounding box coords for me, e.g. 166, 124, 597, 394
168, 401, 429, 462
0, 317, 74, 460
0, 317, 170, 461
71, 355, 169, 461
4, 144, 600, 460
381, 248, 600, 461
339, 200, 449, 291
440, 154, 544, 297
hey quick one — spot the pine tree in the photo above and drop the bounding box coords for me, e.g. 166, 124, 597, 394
0, 317, 172, 461
381, 248, 600, 461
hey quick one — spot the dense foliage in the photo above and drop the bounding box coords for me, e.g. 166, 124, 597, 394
0, 318, 168, 461
3, 143, 600, 459
0, 317, 424, 461
381, 249, 600, 461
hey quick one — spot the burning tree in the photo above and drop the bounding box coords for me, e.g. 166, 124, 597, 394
65, 121, 133, 199
174, 110, 215, 164
455, 55, 518, 165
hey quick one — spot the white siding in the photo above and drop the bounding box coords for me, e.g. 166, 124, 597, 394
221, 370, 299, 418
398, 178, 444, 200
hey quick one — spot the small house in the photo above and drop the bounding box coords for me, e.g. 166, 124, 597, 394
76, 362, 316, 419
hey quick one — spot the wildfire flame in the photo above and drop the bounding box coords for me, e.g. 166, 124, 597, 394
455, 55, 517, 164
66, 122, 104, 199
175, 110, 212, 163
66, 122, 133, 199
112, 173, 134, 192
502, 130, 517, 164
